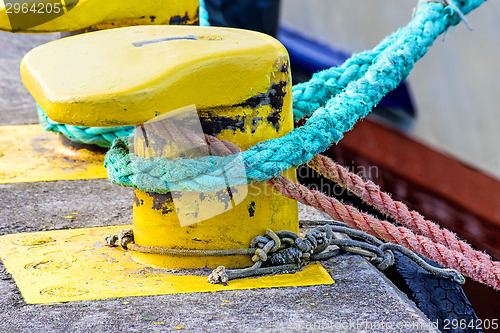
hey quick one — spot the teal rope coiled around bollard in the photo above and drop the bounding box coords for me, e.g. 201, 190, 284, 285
199, 0, 210, 27
104, 1, 486, 193
37, 105, 134, 148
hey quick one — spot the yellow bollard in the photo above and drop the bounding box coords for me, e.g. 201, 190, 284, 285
21, 25, 299, 269
0, 0, 199, 33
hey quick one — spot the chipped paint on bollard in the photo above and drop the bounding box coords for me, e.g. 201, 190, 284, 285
20, 26, 299, 268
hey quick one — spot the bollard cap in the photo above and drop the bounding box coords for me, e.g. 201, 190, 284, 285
1, 0, 199, 32
21, 25, 289, 126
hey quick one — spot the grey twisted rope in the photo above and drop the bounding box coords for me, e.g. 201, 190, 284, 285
105, 221, 464, 285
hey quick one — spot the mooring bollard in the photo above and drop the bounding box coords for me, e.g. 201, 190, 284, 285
0, 0, 200, 33
21, 25, 299, 268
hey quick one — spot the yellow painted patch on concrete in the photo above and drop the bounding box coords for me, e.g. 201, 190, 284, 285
0, 0, 199, 32
0, 124, 106, 184
21, 26, 290, 127
0, 226, 334, 304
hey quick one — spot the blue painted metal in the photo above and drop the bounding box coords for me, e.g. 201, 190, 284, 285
204, 0, 281, 37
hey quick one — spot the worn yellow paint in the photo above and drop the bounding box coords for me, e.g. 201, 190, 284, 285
0, 124, 106, 184
0, 226, 334, 304
132, 168, 298, 269
21, 26, 291, 127
0, 0, 199, 33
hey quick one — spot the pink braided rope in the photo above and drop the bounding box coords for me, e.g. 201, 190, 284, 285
268, 176, 500, 290
308, 154, 495, 268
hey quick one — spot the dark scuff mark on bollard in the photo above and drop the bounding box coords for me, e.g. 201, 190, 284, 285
269, 81, 287, 111
199, 114, 246, 136
133, 192, 144, 207
198, 80, 287, 136
248, 201, 256, 217
132, 35, 198, 47
232, 80, 288, 110
280, 60, 289, 74
266, 110, 281, 131
169, 12, 196, 25
150, 192, 182, 215
234, 80, 286, 132
215, 188, 233, 211
65, 0, 79, 11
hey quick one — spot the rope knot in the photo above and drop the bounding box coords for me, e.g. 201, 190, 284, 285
207, 266, 228, 285
252, 249, 268, 263
105, 227, 134, 249
373, 250, 395, 270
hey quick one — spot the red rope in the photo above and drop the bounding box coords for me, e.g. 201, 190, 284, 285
268, 175, 500, 291
308, 154, 495, 268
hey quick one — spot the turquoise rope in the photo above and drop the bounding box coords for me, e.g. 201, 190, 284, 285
292, 0, 475, 121
291, 33, 398, 121
104, 1, 486, 193
38, 105, 133, 148
199, 0, 210, 27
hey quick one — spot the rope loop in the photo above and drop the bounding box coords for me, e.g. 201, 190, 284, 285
373, 250, 395, 271
38, 105, 133, 148
104, 221, 464, 284
252, 248, 268, 263
265, 229, 281, 252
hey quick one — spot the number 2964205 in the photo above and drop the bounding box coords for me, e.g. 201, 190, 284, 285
6, 2, 63, 14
